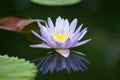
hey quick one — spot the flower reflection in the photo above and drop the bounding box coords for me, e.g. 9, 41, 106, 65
34, 51, 90, 74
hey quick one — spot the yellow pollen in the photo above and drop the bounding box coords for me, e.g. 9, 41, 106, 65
52, 33, 68, 42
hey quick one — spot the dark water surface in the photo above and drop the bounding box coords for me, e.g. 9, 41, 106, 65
0, 0, 120, 80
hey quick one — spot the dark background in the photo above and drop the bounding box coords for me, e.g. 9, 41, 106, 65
0, 0, 120, 80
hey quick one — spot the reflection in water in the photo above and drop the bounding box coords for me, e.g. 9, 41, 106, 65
33, 51, 90, 75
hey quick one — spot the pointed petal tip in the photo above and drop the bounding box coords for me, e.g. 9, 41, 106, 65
73, 18, 78, 23
37, 21, 41, 25
56, 16, 62, 21
31, 30, 37, 36
48, 17, 51, 20
29, 45, 34, 48
37, 21, 43, 28
31, 30, 34, 33
72, 51, 86, 56
57, 16, 61, 19
29, 44, 40, 48
87, 39, 92, 43
31, 30, 39, 37
56, 49, 70, 58
84, 27, 88, 30
80, 23, 84, 26
29, 44, 52, 48
88, 39, 92, 41
83, 39, 92, 44
47, 17, 53, 22
74, 18, 78, 20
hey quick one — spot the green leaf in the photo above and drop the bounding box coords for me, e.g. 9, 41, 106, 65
30, 0, 82, 6
0, 55, 37, 80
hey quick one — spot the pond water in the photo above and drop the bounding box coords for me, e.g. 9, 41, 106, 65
0, 0, 120, 80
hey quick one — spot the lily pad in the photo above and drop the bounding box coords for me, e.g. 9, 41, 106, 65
0, 16, 45, 32
30, 0, 82, 6
0, 17, 24, 31
0, 55, 37, 80
0, 16, 45, 42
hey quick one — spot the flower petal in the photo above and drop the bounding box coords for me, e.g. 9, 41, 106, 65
72, 39, 91, 47
61, 38, 70, 48
55, 42, 62, 48
37, 22, 55, 45
56, 49, 70, 58
63, 19, 69, 34
69, 18, 78, 34
72, 51, 86, 56
31, 30, 47, 42
73, 23, 83, 35
47, 17, 55, 30
55, 17, 64, 33
55, 16, 61, 27
37, 21, 48, 36
78, 27, 87, 40
30, 43, 51, 48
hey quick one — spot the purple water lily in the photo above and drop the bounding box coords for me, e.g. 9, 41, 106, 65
30, 16, 91, 57
30, 16, 91, 74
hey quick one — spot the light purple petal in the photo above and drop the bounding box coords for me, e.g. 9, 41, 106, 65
45, 23, 51, 32
37, 21, 45, 30
45, 36, 58, 48
68, 40, 78, 48
31, 30, 47, 42
56, 49, 70, 58
55, 17, 64, 33
73, 23, 83, 35
71, 32, 81, 41
69, 18, 78, 34
69, 23, 82, 37
47, 17, 55, 30
63, 19, 69, 34
69, 32, 84, 47
37, 22, 48, 36
71, 27, 87, 40
55, 16, 62, 27
72, 39, 91, 47
37, 22, 55, 45
72, 30, 87, 42
61, 38, 70, 48
30, 43, 52, 48
78, 28, 87, 40
55, 42, 62, 48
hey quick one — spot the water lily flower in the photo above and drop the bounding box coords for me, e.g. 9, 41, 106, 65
30, 16, 91, 57
30, 16, 91, 74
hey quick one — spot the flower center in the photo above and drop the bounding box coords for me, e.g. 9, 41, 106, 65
52, 33, 68, 42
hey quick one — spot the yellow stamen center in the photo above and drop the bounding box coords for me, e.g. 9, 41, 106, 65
52, 33, 68, 42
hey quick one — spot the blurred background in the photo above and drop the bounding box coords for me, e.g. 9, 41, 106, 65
0, 0, 120, 80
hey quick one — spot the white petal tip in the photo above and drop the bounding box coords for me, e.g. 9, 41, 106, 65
88, 39, 92, 41
48, 17, 50, 19
56, 49, 70, 58
80, 23, 84, 26
57, 16, 61, 18
74, 18, 78, 22
29, 45, 34, 48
